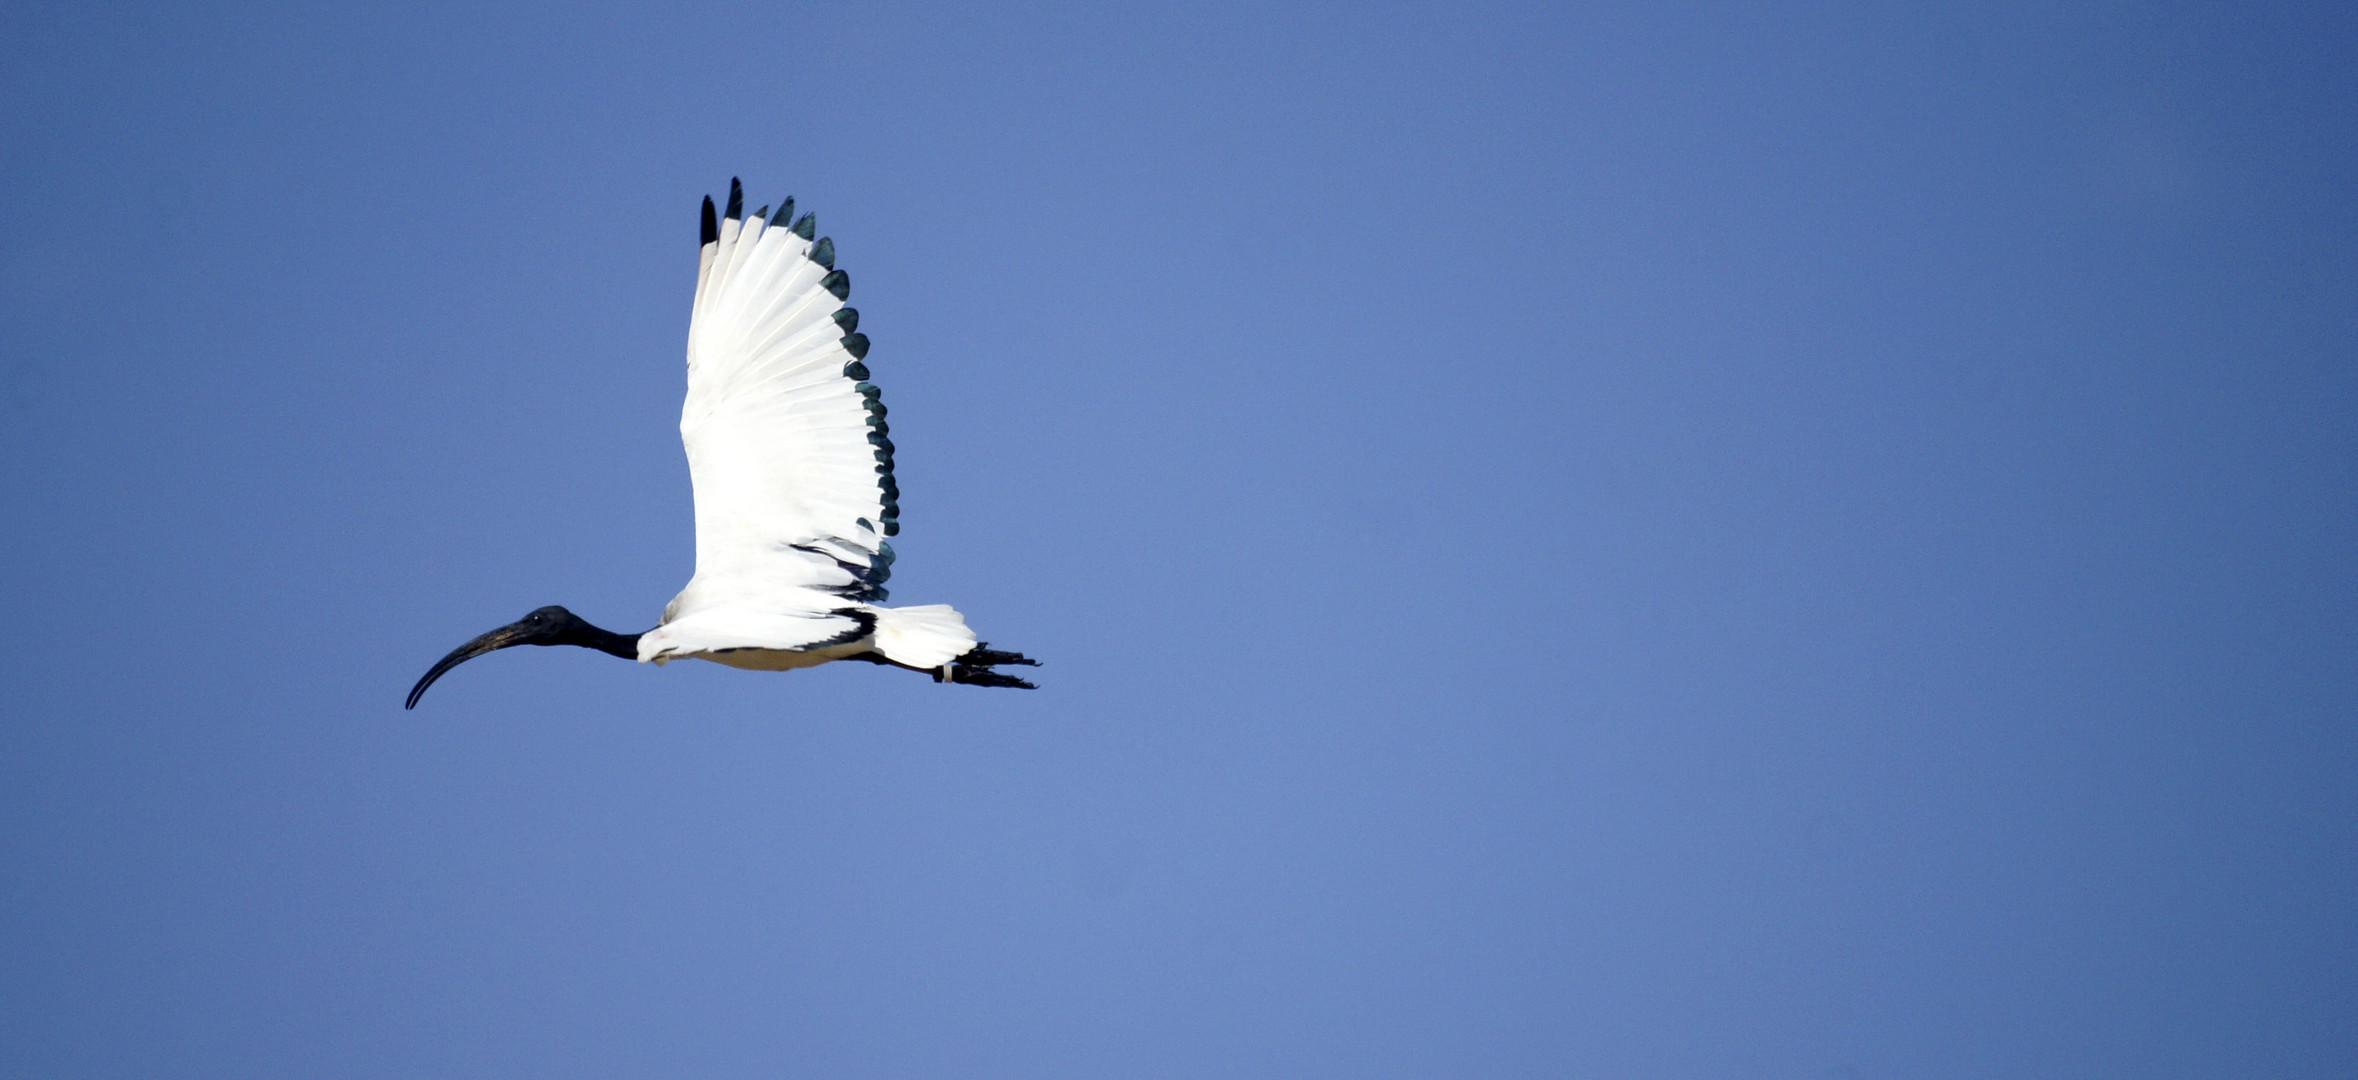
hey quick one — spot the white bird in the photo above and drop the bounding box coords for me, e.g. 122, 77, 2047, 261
407, 179, 1037, 709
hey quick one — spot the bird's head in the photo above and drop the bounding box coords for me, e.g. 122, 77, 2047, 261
510, 605, 589, 641
405, 605, 600, 709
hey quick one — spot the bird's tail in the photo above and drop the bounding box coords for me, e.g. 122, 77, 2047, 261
868, 604, 978, 669
866, 604, 1040, 688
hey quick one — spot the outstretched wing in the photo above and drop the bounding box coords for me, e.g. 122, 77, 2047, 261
658, 179, 901, 653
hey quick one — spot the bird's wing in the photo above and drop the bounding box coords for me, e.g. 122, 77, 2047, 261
660, 180, 900, 651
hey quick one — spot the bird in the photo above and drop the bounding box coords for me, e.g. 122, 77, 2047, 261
406, 179, 1038, 709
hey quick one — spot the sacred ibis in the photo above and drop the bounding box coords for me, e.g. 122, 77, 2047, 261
407, 179, 1038, 709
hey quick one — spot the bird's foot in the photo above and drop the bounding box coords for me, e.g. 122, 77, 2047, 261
946, 642, 1040, 689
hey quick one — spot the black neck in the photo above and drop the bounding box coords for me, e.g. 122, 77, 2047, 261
569, 621, 644, 661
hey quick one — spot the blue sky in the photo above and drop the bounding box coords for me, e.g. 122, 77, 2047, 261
2, 2, 2353, 1076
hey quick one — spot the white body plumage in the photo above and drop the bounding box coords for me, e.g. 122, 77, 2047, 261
638, 184, 978, 671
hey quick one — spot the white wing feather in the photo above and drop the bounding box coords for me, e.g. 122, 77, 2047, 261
640, 191, 899, 661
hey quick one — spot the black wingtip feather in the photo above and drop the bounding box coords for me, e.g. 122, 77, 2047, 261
725, 178, 743, 221
790, 213, 815, 240
833, 307, 859, 333
812, 237, 835, 270
844, 361, 870, 381
700, 197, 717, 246
821, 270, 849, 300
841, 332, 869, 360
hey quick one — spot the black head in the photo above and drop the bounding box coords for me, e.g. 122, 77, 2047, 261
511, 605, 587, 640
405, 605, 624, 710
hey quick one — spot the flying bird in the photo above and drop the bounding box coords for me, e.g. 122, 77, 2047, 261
407, 179, 1038, 709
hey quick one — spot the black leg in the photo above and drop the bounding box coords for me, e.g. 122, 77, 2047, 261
948, 642, 1040, 689
841, 644, 1041, 689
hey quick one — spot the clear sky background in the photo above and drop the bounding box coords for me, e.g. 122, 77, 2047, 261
2, 2, 2352, 1077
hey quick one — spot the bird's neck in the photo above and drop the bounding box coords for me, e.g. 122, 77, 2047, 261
571, 622, 644, 661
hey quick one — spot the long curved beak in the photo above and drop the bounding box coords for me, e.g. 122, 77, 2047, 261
406, 620, 537, 710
